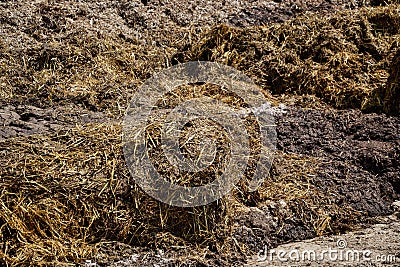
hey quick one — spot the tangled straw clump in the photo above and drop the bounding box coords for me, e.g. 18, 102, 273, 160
0, 122, 365, 264
176, 5, 400, 114
0, 123, 234, 265
384, 48, 400, 114
0, 123, 126, 264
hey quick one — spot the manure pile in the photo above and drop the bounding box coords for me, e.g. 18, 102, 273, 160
0, 0, 399, 266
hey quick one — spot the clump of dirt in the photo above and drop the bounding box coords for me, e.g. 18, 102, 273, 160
277, 107, 400, 200
0, 104, 108, 140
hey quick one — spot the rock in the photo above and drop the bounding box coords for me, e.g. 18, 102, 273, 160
392, 201, 400, 212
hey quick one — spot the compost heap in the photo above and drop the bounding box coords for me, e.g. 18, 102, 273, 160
0, 1, 399, 265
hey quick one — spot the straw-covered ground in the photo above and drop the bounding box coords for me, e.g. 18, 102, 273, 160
0, 0, 399, 266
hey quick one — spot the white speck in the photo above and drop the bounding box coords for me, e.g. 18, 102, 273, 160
279, 199, 287, 208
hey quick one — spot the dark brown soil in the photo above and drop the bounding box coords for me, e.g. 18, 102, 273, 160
277, 107, 400, 216
226, 106, 400, 254
0, 0, 399, 266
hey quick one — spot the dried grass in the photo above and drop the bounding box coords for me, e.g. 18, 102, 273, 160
176, 5, 400, 114
1, 30, 170, 117
0, 122, 232, 265
384, 48, 400, 114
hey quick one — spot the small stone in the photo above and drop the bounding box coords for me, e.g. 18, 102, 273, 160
392, 201, 400, 211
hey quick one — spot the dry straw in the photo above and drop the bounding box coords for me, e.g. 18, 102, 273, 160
176, 5, 400, 114
1, 3, 399, 266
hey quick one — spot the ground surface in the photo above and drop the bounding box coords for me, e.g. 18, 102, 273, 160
247, 212, 400, 266
1, 0, 399, 266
